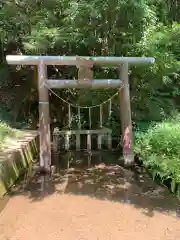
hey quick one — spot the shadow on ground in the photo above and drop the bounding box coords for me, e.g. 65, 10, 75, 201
5, 150, 180, 218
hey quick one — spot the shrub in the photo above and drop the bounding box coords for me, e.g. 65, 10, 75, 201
134, 114, 180, 195
0, 122, 16, 142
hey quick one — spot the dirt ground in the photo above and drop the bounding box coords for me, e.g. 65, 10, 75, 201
0, 162, 180, 240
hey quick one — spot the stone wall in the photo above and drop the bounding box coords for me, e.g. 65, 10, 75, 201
0, 131, 39, 196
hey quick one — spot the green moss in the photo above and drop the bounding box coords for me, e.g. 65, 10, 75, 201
0, 133, 38, 197
0, 183, 6, 196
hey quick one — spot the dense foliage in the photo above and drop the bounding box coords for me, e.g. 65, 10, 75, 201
135, 114, 180, 196
0, 0, 180, 129
0, 122, 20, 146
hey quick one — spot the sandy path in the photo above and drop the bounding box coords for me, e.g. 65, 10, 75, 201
0, 191, 180, 240
0, 162, 180, 240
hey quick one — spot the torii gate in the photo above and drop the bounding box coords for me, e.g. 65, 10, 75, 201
6, 55, 155, 172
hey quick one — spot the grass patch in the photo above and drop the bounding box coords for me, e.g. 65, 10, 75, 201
134, 115, 180, 196
0, 122, 23, 151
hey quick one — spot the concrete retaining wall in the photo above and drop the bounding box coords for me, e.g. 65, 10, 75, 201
0, 131, 39, 196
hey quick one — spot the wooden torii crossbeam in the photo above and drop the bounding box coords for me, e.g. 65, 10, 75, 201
6, 55, 155, 172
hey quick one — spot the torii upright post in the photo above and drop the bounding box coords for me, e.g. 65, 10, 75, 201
119, 62, 134, 165
38, 61, 51, 171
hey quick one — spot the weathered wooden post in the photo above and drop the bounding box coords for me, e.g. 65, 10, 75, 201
119, 62, 134, 165
87, 131, 91, 151
65, 132, 70, 150
107, 133, 112, 149
38, 61, 51, 171
76, 107, 81, 150
97, 105, 103, 149
64, 104, 71, 150
87, 153, 92, 168
52, 129, 59, 173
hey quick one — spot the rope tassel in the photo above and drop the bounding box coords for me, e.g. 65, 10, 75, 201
100, 104, 103, 128
109, 99, 112, 119
89, 108, 92, 129
78, 107, 81, 129
68, 104, 71, 129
